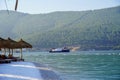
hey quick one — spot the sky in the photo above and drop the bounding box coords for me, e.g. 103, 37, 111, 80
0, 0, 120, 14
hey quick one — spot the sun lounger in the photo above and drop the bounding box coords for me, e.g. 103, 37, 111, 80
0, 59, 12, 63
8, 56, 24, 62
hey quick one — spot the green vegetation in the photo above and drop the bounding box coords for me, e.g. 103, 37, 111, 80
0, 6, 120, 50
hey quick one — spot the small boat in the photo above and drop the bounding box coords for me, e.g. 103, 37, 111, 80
49, 47, 70, 53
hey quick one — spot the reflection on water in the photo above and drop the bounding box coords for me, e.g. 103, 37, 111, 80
24, 51, 120, 80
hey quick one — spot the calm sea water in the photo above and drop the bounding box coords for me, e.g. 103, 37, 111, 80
23, 51, 120, 80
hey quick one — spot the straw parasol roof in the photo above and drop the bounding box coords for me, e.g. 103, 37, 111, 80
0, 37, 5, 48
0, 37, 8, 48
0, 37, 17, 55
0, 37, 32, 59
6, 37, 18, 49
17, 39, 32, 48
17, 39, 32, 59
4, 37, 19, 56
0, 38, 32, 49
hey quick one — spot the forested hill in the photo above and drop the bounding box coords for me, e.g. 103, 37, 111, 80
0, 6, 120, 50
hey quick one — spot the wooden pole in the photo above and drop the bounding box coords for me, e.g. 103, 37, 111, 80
11, 49, 13, 56
8, 48, 10, 56
4, 48, 6, 55
20, 48, 22, 59
15, 0, 18, 11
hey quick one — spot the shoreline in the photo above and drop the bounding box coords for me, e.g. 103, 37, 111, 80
0, 61, 61, 80
33, 62, 62, 80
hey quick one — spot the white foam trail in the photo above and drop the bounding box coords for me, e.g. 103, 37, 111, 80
11, 64, 51, 71
0, 74, 42, 80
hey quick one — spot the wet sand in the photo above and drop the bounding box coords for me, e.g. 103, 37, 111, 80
33, 62, 62, 80
0, 62, 61, 80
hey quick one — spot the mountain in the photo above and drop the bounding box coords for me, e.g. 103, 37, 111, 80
0, 6, 120, 50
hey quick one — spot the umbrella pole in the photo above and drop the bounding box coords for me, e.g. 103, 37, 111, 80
4, 48, 6, 55
20, 48, 22, 59
11, 49, 13, 56
8, 48, 10, 56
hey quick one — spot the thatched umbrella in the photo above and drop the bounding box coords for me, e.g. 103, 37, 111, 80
0, 37, 8, 54
6, 37, 18, 48
6, 37, 18, 56
0, 37, 5, 48
0, 37, 7, 48
17, 39, 32, 59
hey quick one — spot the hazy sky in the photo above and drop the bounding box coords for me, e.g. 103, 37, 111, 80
0, 0, 120, 14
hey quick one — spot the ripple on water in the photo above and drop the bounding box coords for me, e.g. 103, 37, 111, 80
24, 51, 120, 80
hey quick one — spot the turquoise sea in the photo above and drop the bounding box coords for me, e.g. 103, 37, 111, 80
23, 51, 120, 80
